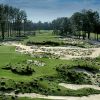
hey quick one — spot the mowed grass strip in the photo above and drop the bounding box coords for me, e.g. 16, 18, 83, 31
23, 30, 62, 44
0, 45, 73, 81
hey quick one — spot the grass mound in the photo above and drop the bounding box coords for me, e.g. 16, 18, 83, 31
56, 59, 100, 84
0, 44, 100, 97
2, 63, 34, 75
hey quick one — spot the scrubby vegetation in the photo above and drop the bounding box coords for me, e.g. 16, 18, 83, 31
57, 59, 100, 73
0, 94, 49, 100
56, 58, 100, 84
21, 31, 97, 48
26, 41, 62, 46
0, 1, 100, 100
0, 77, 100, 97
32, 52, 59, 59
0, 44, 100, 97
56, 65, 91, 84
0, 31, 100, 99
2, 63, 34, 75
26, 40, 92, 48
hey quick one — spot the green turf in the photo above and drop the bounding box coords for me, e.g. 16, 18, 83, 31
0, 31, 100, 98
0, 45, 73, 81
23, 30, 62, 44
0, 95, 51, 100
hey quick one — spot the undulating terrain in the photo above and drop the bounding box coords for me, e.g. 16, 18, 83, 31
0, 1, 100, 100
0, 31, 100, 100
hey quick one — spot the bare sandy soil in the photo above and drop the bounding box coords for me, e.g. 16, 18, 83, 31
2, 42, 100, 100
6, 91, 100, 100
59, 83, 100, 90
2, 42, 100, 59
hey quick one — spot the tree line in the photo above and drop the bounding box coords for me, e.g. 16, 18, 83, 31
26, 21, 52, 31
24, 9, 100, 41
0, 4, 99, 41
0, 4, 52, 40
0, 4, 27, 40
52, 9, 100, 40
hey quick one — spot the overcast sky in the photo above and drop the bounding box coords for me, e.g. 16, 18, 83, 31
0, 0, 100, 22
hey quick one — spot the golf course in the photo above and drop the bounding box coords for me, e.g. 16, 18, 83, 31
0, 1, 100, 100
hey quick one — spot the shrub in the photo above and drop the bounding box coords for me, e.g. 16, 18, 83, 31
56, 64, 92, 84
2, 64, 35, 75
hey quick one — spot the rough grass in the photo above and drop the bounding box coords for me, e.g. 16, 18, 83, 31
0, 45, 73, 81
0, 46, 100, 97
0, 33, 100, 98
0, 95, 50, 100
22, 30, 95, 48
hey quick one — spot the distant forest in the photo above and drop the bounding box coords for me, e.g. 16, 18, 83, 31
0, 4, 100, 40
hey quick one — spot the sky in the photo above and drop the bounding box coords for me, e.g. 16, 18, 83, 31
0, 0, 100, 22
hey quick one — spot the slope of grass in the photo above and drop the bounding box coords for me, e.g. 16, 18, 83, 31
22, 30, 96, 48
0, 46, 30, 66
23, 31, 62, 44
0, 41, 100, 98
0, 45, 73, 81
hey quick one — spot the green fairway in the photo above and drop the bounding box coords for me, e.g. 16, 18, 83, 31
0, 1, 100, 100
0, 44, 100, 97
0, 45, 72, 81
0, 31, 100, 98
0, 46, 30, 66
0, 45, 31, 81
23, 30, 62, 44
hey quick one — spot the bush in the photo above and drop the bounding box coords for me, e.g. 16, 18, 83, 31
2, 63, 35, 75
56, 64, 92, 84
26, 41, 61, 46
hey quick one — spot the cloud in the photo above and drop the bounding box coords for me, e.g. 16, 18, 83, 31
0, 0, 99, 22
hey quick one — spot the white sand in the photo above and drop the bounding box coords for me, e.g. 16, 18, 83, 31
3, 42, 100, 59
59, 83, 100, 90
3, 42, 100, 100
6, 92, 100, 100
